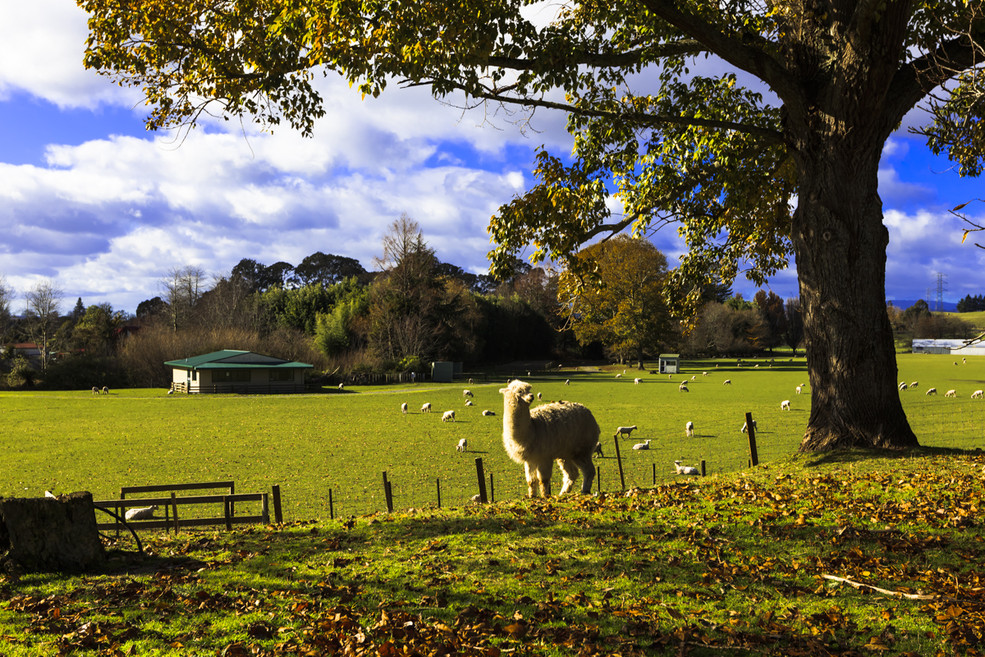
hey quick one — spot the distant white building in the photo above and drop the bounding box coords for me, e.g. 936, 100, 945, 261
912, 339, 985, 356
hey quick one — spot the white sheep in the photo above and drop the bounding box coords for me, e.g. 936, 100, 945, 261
685, 421, 694, 437
945, 389, 957, 398
898, 382, 907, 391
723, 379, 732, 385
401, 402, 408, 413
499, 379, 599, 497
702, 371, 708, 376
615, 425, 638, 439
91, 386, 99, 395
468, 377, 474, 384
465, 400, 474, 406
925, 388, 937, 396
909, 381, 919, 388
442, 410, 456, 422
632, 440, 651, 450
674, 460, 699, 475
125, 505, 158, 521
593, 442, 604, 457
338, 382, 345, 390
102, 386, 109, 394
537, 392, 542, 399
973, 390, 984, 399
634, 377, 642, 384
780, 399, 791, 411
740, 419, 757, 433
456, 438, 468, 452
795, 385, 802, 394
615, 373, 622, 378
678, 382, 689, 392
564, 379, 570, 385
463, 389, 473, 398
421, 402, 432, 413
691, 375, 696, 381
482, 409, 496, 416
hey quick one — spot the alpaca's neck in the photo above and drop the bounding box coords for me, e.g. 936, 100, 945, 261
502, 402, 533, 445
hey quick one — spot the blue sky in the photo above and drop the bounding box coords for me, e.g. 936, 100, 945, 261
1, 2, 983, 315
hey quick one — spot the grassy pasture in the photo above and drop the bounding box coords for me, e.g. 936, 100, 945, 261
1, 354, 983, 520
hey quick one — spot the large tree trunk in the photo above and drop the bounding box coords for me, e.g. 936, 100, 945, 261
792, 135, 919, 452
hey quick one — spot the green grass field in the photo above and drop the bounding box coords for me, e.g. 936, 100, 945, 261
2, 354, 983, 520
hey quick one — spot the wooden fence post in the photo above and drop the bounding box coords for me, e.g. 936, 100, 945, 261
382, 472, 393, 512
223, 496, 232, 531
745, 412, 759, 466
489, 473, 495, 503
272, 485, 283, 524
171, 492, 179, 533
329, 489, 334, 520
475, 458, 488, 503
700, 460, 706, 476
613, 434, 626, 492
436, 478, 441, 508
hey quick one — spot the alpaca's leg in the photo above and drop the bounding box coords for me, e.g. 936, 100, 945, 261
536, 461, 553, 497
523, 462, 536, 497
574, 454, 596, 494
556, 458, 579, 495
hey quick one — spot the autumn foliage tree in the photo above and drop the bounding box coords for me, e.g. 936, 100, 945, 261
80, 1, 985, 451
558, 236, 671, 369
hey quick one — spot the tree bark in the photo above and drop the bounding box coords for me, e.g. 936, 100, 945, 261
792, 136, 919, 452
0, 492, 106, 572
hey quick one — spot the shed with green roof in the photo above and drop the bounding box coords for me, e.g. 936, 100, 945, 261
165, 350, 313, 394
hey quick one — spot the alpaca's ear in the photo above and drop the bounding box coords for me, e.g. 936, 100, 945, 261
522, 393, 535, 404
498, 387, 507, 394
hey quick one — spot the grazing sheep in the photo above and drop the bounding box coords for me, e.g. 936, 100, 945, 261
780, 399, 791, 411
909, 381, 919, 388
463, 389, 473, 398
795, 385, 802, 394
685, 421, 694, 437
456, 438, 468, 452
125, 505, 158, 521
44, 490, 57, 499
564, 379, 570, 385
898, 382, 907, 391
537, 392, 542, 399
679, 383, 689, 392
593, 442, 604, 458
691, 375, 696, 381
740, 419, 757, 433
723, 379, 732, 385
632, 440, 651, 450
401, 402, 408, 413
615, 425, 638, 439
442, 410, 456, 422
468, 377, 474, 384
421, 402, 432, 413
945, 389, 957, 398
338, 383, 345, 390
963, 358, 967, 363
615, 373, 623, 378
499, 379, 600, 497
925, 388, 937, 396
702, 371, 708, 376
91, 386, 99, 395
465, 400, 474, 406
973, 390, 984, 400
482, 409, 495, 416
674, 460, 700, 475
634, 377, 642, 384
102, 386, 109, 394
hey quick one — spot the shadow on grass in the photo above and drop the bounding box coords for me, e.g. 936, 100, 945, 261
802, 445, 984, 468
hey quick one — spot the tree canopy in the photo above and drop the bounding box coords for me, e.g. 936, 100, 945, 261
80, 0, 985, 451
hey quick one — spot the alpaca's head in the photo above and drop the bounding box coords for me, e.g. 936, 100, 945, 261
499, 379, 535, 407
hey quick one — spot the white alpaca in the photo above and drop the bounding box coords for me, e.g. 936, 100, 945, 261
780, 399, 791, 411
125, 505, 158, 521
499, 380, 599, 497
615, 425, 638, 439
685, 421, 694, 437
973, 390, 984, 399
632, 440, 651, 450
723, 379, 732, 385
925, 388, 937, 396
442, 410, 456, 421
421, 402, 432, 413
674, 460, 699, 475
945, 389, 957, 398
401, 402, 408, 413
456, 438, 468, 452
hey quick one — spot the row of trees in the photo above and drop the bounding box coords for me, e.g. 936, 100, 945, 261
956, 295, 985, 313
2, 222, 973, 391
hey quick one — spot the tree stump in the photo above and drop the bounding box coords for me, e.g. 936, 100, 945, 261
0, 491, 106, 572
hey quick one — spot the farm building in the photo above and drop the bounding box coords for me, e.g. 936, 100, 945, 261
165, 350, 313, 394
658, 354, 681, 374
912, 339, 985, 356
